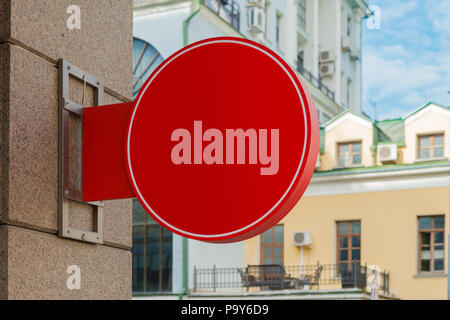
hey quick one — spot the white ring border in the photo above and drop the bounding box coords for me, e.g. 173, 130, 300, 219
127, 39, 308, 239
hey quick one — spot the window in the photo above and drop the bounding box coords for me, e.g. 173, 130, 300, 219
261, 225, 284, 265
297, 50, 304, 68
418, 134, 444, 160
347, 78, 352, 109
264, 1, 271, 38
337, 221, 361, 271
297, 0, 306, 31
338, 141, 362, 167
418, 216, 445, 273
347, 16, 352, 37
132, 200, 173, 293
275, 13, 283, 51
132, 38, 163, 99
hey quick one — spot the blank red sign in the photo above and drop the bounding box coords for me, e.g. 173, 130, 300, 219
126, 37, 319, 243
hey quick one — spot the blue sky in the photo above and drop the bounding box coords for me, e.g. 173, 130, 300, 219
362, 0, 450, 120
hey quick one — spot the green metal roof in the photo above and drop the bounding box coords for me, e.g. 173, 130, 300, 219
314, 160, 450, 177
374, 119, 405, 146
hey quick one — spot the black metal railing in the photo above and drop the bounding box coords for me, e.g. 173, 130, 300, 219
193, 262, 390, 295
202, 0, 240, 31
296, 62, 336, 101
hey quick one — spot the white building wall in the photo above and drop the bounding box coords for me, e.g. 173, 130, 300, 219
134, 3, 191, 58
188, 240, 245, 290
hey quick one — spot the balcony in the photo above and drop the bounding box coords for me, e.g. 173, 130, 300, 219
296, 62, 336, 102
202, 0, 240, 32
193, 262, 391, 298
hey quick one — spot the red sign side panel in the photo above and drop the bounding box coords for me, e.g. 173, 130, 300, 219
83, 102, 135, 202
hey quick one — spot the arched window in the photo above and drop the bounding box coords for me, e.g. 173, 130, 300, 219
132, 38, 171, 294
132, 38, 164, 99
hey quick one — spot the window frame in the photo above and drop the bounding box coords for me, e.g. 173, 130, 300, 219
417, 133, 445, 161
337, 141, 362, 168
260, 224, 284, 265
417, 215, 445, 273
297, 0, 306, 31
336, 220, 361, 271
132, 202, 173, 294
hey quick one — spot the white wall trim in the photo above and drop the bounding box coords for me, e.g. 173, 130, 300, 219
325, 112, 372, 132
305, 166, 450, 196
404, 105, 450, 126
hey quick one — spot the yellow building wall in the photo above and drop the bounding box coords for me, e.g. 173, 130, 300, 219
320, 117, 374, 171
244, 187, 450, 300
403, 107, 450, 163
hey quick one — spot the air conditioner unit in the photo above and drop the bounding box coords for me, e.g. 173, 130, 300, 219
319, 51, 336, 63
341, 36, 351, 52
247, 0, 265, 8
293, 231, 312, 247
247, 6, 265, 33
319, 62, 334, 77
377, 144, 398, 162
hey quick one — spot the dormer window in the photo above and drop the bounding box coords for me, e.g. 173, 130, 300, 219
338, 141, 362, 167
418, 134, 444, 160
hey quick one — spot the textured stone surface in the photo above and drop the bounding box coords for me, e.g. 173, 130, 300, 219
103, 199, 132, 248
0, 1, 10, 41
2, 0, 133, 299
0, 44, 9, 224
10, 0, 133, 99
0, 226, 7, 299
4, 225, 131, 299
8, 45, 59, 231
6, 44, 132, 248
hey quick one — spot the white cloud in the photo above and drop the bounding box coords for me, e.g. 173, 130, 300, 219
363, 0, 450, 118
377, 0, 417, 22
426, 0, 450, 34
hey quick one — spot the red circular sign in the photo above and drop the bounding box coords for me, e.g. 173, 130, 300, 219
126, 37, 319, 243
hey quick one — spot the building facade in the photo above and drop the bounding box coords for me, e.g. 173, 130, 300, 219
131, 0, 373, 299
243, 102, 450, 300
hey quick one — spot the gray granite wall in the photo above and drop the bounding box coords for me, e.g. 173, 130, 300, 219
0, 0, 133, 299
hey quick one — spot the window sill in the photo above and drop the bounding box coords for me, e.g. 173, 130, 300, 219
413, 272, 447, 279
415, 157, 447, 163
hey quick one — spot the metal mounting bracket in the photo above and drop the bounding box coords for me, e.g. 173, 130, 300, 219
58, 59, 104, 244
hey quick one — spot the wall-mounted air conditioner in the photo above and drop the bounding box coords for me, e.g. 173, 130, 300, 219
319, 62, 335, 77
319, 51, 336, 63
293, 231, 312, 247
341, 36, 351, 52
377, 144, 398, 162
247, 0, 265, 8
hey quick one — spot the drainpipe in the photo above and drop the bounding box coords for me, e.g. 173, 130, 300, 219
183, 0, 201, 47
178, 237, 189, 300
178, 1, 201, 300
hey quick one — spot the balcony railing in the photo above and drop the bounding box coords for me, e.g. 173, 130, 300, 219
193, 262, 390, 295
296, 62, 336, 102
202, 0, 240, 32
